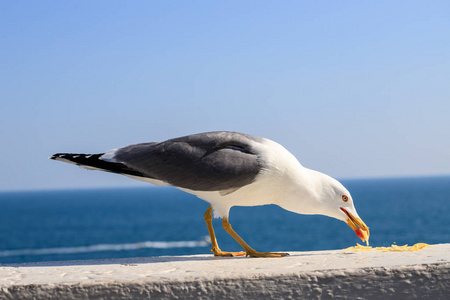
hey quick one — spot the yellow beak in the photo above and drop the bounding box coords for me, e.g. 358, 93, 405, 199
340, 208, 370, 244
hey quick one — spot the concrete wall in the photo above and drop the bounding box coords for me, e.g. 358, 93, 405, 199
1, 244, 449, 299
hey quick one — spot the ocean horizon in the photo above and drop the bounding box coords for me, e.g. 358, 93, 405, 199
1, 176, 449, 264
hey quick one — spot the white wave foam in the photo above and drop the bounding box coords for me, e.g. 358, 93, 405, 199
0, 237, 211, 257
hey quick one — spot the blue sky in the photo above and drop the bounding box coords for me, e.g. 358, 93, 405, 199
1, 1, 449, 191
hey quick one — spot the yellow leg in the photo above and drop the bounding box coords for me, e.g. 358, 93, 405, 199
222, 217, 289, 258
204, 206, 245, 257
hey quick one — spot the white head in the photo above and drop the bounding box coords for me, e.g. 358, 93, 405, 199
280, 169, 370, 244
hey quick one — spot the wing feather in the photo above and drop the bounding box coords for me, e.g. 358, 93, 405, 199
110, 132, 262, 191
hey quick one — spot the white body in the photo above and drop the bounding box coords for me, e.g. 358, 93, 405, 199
121, 137, 359, 221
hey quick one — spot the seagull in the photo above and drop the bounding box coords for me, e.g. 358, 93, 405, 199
50, 131, 369, 257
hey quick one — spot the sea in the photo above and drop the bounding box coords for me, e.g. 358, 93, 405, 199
0, 176, 449, 264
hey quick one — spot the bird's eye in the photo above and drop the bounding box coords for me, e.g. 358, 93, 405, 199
342, 195, 348, 202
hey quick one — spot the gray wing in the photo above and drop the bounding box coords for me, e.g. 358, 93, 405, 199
109, 131, 264, 192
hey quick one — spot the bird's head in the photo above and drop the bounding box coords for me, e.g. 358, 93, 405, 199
281, 170, 370, 244
318, 176, 370, 244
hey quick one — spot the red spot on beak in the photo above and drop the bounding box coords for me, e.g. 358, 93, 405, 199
341, 207, 368, 242
355, 228, 364, 240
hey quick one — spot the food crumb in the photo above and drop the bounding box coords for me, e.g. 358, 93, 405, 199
343, 243, 433, 253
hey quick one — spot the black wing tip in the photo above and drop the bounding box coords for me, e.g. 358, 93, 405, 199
50, 153, 67, 159
49, 152, 146, 178
49, 153, 100, 161
49, 153, 67, 160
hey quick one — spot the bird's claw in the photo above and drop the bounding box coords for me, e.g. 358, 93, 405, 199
212, 249, 246, 257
